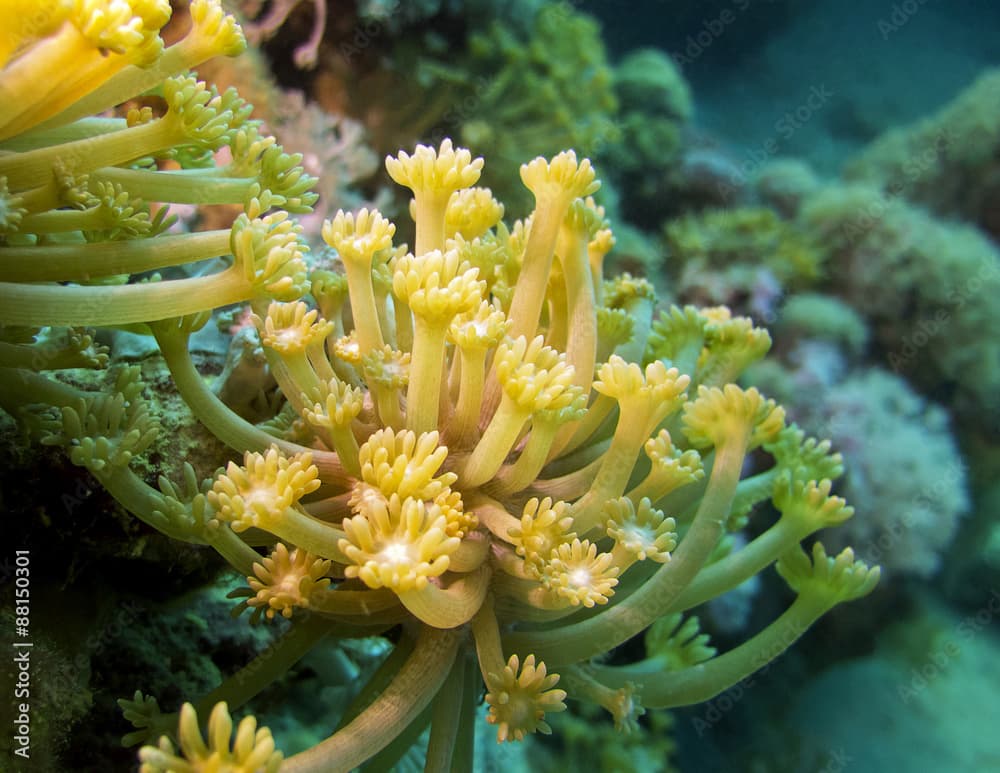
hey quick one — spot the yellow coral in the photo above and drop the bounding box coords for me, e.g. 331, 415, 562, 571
0, 64, 887, 764
246, 543, 332, 620
545, 538, 620, 607
508, 496, 575, 577
387, 138, 484, 197
604, 497, 677, 564
683, 384, 786, 451
256, 301, 333, 354
519, 150, 599, 204
209, 446, 320, 532
485, 654, 567, 742
392, 248, 485, 323
321, 207, 395, 354
138, 702, 282, 773
387, 139, 484, 255
0, 0, 171, 138
353, 428, 456, 504
339, 494, 459, 591
445, 186, 505, 240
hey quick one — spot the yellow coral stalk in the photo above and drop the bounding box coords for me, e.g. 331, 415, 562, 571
321, 208, 395, 355
2, 74, 250, 191
668, 476, 855, 613
255, 300, 333, 418
488, 394, 587, 497
594, 544, 879, 708
34, 0, 246, 134
301, 377, 363, 477
282, 627, 461, 773
359, 344, 409, 430
0, 0, 171, 140
446, 300, 510, 448
392, 247, 484, 433
556, 198, 603, 393
461, 335, 579, 488
396, 564, 492, 629
0, 1, 70, 70
571, 358, 690, 532
505, 150, 599, 341
0, 212, 309, 327
386, 139, 484, 255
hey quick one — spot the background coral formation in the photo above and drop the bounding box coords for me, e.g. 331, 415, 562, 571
2, 1, 999, 771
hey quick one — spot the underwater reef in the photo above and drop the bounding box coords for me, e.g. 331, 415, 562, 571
4, 1, 1000, 772
0, 2, 888, 771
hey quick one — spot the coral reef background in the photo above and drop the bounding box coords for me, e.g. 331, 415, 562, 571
578, 1, 1000, 770
2, 1, 999, 771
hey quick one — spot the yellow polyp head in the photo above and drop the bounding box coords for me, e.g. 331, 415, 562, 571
494, 335, 580, 413
355, 427, 456, 503
545, 538, 620, 607
593, 358, 690, 428
485, 655, 566, 742
448, 300, 510, 351
445, 186, 505, 240
138, 702, 282, 773
187, 0, 247, 59
392, 248, 485, 323
604, 497, 678, 563
322, 207, 396, 268
386, 138, 484, 199
508, 497, 575, 576
247, 543, 331, 620
643, 430, 705, 489
331, 332, 362, 366
302, 378, 364, 430
360, 345, 411, 390
255, 300, 333, 354
519, 150, 600, 204
682, 384, 787, 451
208, 446, 320, 532
339, 494, 460, 591
70, 0, 170, 59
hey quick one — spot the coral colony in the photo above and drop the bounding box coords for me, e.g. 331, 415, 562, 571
0, 2, 878, 770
